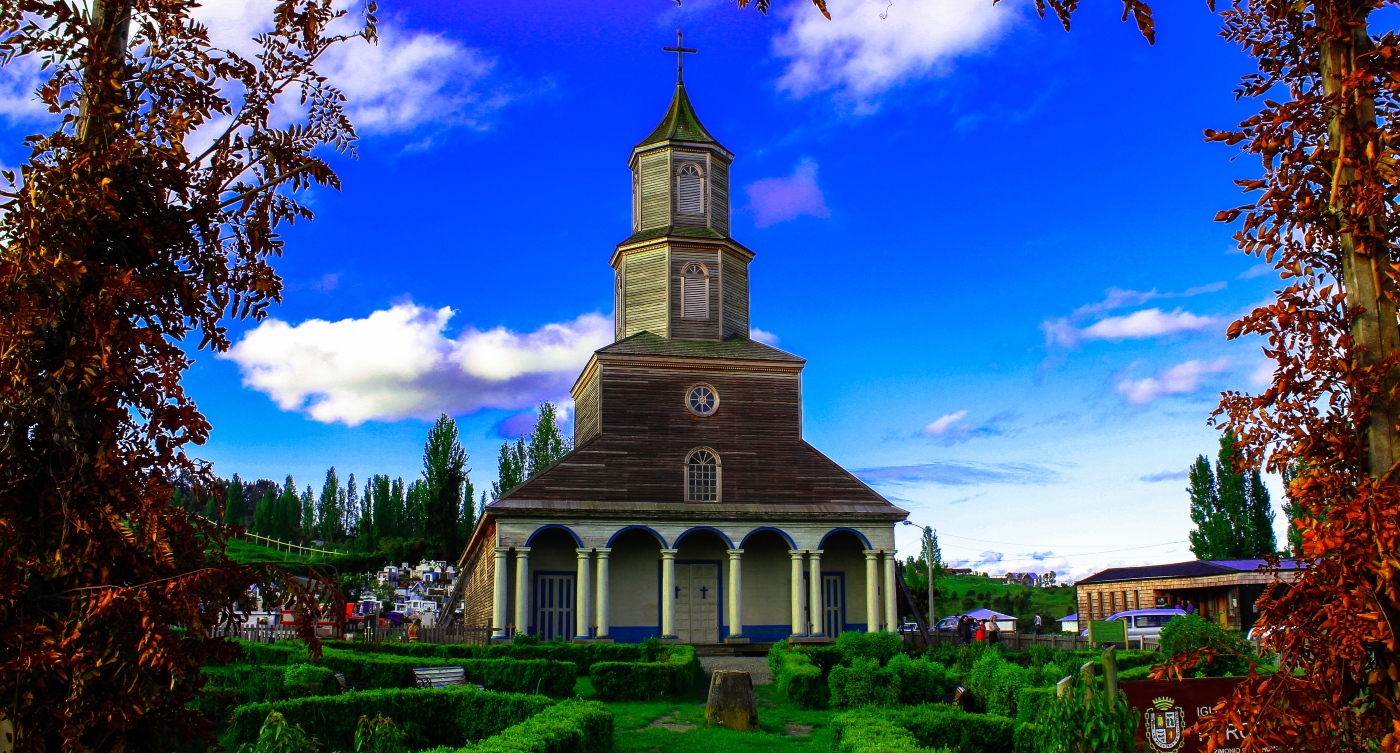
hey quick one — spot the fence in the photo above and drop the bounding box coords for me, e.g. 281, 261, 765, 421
236, 531, 344, 560
360, 623, 491, 646
210, 624, 305, 643
902, 630, 1091, 651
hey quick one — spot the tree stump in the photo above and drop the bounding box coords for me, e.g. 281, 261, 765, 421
705, 670, 759, 731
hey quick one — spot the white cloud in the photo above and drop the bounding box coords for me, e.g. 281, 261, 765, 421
221, 303, 611, 425
1238, 263, 1274, 280
1081, 308, 1219, 341
1116, 358, 1230, 405
922, 410, 968, 436
1249, 360, 1274, 387
750, 328, 781, 345
193, 0, 507, 134
774, 0, 1015, 101
0, 56, 52, 124
747, 158, 831, 227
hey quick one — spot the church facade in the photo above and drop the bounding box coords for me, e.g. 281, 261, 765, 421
454, 78, 908, 644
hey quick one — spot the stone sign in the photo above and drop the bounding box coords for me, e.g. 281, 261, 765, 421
1121, 677, 1247, 753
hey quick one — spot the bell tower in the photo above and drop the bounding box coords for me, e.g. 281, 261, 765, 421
613, 35, 753, 344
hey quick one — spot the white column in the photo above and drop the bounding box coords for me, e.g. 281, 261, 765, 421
661, 548, 678, 638
789, 549, 805, 636
575, 548, 592, 639
882, 551, 897, 632
595, 548, 611, 639
726, 548, 744, 640
514, 547, 531, 637
808, 549, 824, 636
864, 550, 880, 634
492, 548, 508, 640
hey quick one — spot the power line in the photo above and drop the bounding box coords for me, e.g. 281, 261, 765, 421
936, 531, 1182, 549
936, 540, 1187, 559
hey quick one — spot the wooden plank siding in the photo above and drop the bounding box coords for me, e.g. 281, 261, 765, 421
459, 517, 497, 630
638, 150, 670, 230
669, 246, 721, 341
621, 247, 669, 339
710, 155, 730, 236
498, 355, 889, 510
721, 249, 749, 339
573, 364, 601, 446
671, 151, 711, 228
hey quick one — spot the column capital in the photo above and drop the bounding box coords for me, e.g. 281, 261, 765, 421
660, 548, 679, 558
810, 549, 824, 556
864, 549, 879, 559
575, 548, 592, 557
515, 546, 531, 555
788, 549, 805, 558
494, 548, 508, 560
726, 548, 744, 557
595, 547, 612, 556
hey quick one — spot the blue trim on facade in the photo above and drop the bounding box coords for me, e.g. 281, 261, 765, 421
744, 624, 794, 642
740, 527, 796, 549
526, 524, 583, 547
819, 527, 872, 549
844, 623, 869, 634
674, 526, 734, 548
606, 525, 667, 547
609, 626, 662, 643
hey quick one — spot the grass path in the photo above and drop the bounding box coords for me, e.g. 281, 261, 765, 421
575, 677, 836, 752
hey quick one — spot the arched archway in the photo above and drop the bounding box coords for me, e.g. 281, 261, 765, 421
605, 528, 664, 643
673, 528, 730, 643
818, 529, 871, 636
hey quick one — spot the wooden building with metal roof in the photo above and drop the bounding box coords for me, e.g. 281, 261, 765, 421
1075, 559, 1301, 632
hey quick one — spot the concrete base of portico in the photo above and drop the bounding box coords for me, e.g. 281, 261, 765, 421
570, 637, 615, 643
724, 636, 751, 644
787, 636, 834, 645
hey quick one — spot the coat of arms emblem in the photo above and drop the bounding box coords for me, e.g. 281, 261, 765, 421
1147, 696, 1185, 751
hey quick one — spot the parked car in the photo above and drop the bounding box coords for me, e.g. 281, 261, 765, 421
1080, 608, 1186, 647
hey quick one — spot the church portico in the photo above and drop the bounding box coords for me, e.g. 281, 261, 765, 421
453, 53, 908, 644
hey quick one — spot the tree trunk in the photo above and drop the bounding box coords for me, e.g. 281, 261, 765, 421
704, 670, 758, 731
78, 0, 132, 146
1319, 2, 1400, 480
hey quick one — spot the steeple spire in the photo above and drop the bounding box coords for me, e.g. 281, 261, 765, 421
663, 29, 697, 84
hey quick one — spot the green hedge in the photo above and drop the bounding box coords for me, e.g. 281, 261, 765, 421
833, 631, 904, 666
893, 704, 1016, 753
828, 658, 899, 708
590, 645, 701, 701
1015, 686, 1054, 724
773, 648, 825, 709
830, 710, 927, 753
888, 654, 953, 705
421, 699, 613, 753
316, 651, 577, 697
227, 686, 552, 750
231, 640, 310, 666
323, 639, 644, 675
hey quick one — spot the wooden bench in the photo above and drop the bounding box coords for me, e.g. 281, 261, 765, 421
333, 672, 368, 693
413, 666, 468, 689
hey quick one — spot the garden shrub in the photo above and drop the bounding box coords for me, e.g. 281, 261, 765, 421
986, 662, 1029, 717
829, 709, 925, 753
835, 630, 903, 666
316, 651, 577, 697
228, 687, 553, 750
887, 654, 951, 705
1036, 673, 1139, 753
892, 705, 1016, 753
322, 640, 642, 676
435, 699, 613, 753
774, 650, 826, 709
239, 710, 319, 753
1013, 722, 1041, 753
233, 641, 310, 666
1116, 664, 1155, 681
1158, 614, 1253, 676
1015, 686, 1053, 724
828, 658, 899, 708
590, 645, 700, 701
354, 714, 409, 753
281, 664, 334, 697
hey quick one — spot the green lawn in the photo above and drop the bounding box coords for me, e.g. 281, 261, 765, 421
574, 677, 836, 752
221, 537, 353, 564
928, 574, 1078, 626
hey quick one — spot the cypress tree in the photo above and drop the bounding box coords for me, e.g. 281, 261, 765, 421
253, 489, 275, 536
276, 475, 298, 542
491, 438, 527, 499
345, 473, 359, 539
300, 485, 315, 542
317, 468, 341, 543
204, 490, 221, 525
526, 402, 570, 476
372, 474, 393, 541
389, 477, 406, 539
1189, 433, 1278, 559
225, 474, 246, 527
422, 414, 468, 561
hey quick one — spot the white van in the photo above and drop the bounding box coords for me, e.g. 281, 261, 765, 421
1081, 608, 1186, 648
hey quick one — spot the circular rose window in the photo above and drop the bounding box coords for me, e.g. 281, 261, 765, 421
686, 384, 719, 417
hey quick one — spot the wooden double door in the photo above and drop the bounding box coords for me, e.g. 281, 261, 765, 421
674, 563, 720, 643
535, 573, 574, 641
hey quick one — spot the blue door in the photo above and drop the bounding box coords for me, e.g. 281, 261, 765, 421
535, 573, 574, 641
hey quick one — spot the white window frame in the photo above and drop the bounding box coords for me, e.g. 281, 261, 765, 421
685, 447, 720, 502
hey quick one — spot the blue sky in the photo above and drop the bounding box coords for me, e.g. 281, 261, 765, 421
0, 0, 1290, 579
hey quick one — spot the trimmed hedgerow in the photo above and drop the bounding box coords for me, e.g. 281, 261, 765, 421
421, 699, 613, 753
887, 654, 953, 705
315, 651, 577, 697
829, 709, 925, 753
828, 658, 899, 708
774, 649, 826, 709
834, 630, 904, 667
1015, 686, 1054, 724
892, 704, 1016, 753
228, 686, 552, 750
590, 644, 701, 701
231, 640, 310, 666
322, 640, 644, 676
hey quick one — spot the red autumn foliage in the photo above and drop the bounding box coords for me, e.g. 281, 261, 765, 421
0, 1, 371, 749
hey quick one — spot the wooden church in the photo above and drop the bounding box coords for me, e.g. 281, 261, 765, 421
454, 69, 908, 644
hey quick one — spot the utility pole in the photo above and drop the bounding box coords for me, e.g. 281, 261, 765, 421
922, 527, 937, 625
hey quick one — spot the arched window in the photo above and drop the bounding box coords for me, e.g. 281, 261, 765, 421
686, 448, 719, 502
676, 162, 705, 216
681, 263, 708, 320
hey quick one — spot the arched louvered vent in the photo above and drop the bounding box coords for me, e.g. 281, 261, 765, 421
681, 263, 708, 320
676, 162, 705, 216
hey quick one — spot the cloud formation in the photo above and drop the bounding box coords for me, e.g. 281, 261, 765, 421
921, 410, 968, 436
222, 303, 611, 425
1116, 358, 1230, 405
774, 0, 1014, 101
750, 328, 781, 345
0, 57, 52, 124
1237, 263, 1274, 280
1042, 285, 1226, 348
747, 159, 831, 227
1140, 469, 1189, 483
1080, 308, 1219, 341
919, 410, 1015, 445
856, 461, 1063, 487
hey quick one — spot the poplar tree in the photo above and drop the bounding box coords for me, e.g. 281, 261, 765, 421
225, 474, 245, 527
317, 467, 341, 542
300, 485, 315, 543
527, 402, 571, 476
422, 414, 468, 559
389, 477, 406, 539
345, 473, 359, 539
253, 489, 275, 536
275, 475, 299, 543
1188, 434, 1276, 559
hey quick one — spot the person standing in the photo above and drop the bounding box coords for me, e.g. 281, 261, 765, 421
408, 617, 421, 643
975, 619, 987, 643
1033, 614, 1043, 635
988, 618, 1001, 644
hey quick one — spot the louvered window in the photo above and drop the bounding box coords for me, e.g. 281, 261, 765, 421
681, 263, 708, 320
676, 162, 705, 216
686, 448, 719, 502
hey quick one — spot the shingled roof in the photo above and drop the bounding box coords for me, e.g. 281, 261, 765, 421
597, 331, 805, 363
636, 82, 720, 148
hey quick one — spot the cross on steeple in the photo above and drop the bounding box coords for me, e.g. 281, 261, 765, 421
663, 30, 697, 84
